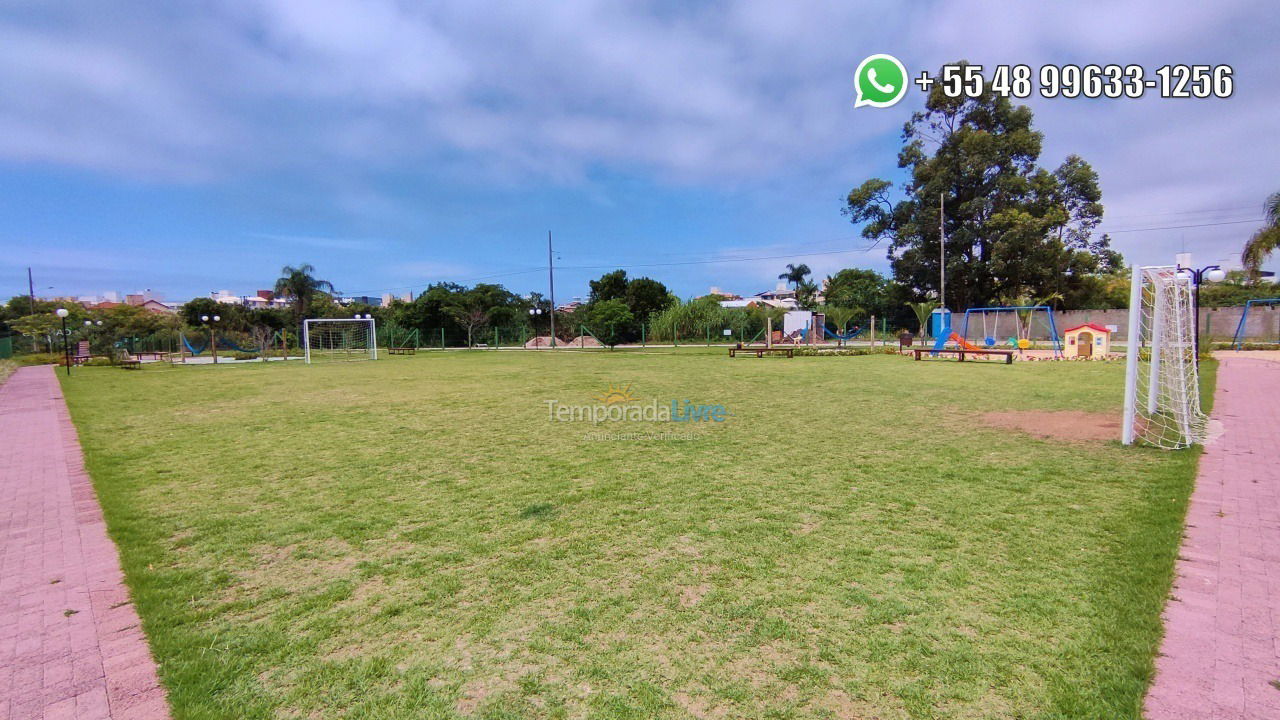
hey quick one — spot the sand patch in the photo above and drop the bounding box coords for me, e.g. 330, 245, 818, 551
980, 409, 1119, 444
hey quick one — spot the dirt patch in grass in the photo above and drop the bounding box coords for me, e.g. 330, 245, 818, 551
980, 409, 1120, 444
679, 584, 710, 608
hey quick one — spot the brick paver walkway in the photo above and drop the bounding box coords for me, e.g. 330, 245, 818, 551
0, 366, 169, 720
1145, 355, 1280, 719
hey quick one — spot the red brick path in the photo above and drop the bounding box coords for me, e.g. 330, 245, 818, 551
0, 366, 169, 720
1145, 355, 1280, 719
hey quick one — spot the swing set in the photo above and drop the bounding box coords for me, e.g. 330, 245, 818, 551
960, 306, 1063, 357
1231, 298, 1280, 349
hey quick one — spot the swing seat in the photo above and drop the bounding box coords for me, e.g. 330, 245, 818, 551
983, 336, 996, 347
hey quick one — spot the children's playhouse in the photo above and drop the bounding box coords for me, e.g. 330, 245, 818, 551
1063, 323, 1112, 359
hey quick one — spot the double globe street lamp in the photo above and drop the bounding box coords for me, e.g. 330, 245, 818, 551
1176, 264, 1227, 362
200, 314, 221, 364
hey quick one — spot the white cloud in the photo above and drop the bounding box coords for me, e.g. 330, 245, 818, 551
0, 0, 1276, 276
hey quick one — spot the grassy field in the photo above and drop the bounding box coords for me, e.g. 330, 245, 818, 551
61, 349, 1204, 719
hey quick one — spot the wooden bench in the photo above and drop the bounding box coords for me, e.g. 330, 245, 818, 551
913, 348, 1014, 364
387, 346, 417, 355
729, 345, 794, 358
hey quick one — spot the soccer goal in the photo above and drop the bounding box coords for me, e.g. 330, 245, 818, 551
1122, 266, 1206, 449
303, 318, 377, 364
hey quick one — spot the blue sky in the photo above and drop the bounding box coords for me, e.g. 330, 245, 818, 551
1, 1, 1277, 303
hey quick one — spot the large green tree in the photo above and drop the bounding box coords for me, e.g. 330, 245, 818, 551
822, 268, 893, 318
581, 299, 634, 348
624, 277, 674, 320
588, 270, 629, 304
844, 62, 1121, 310
584, 270, 673, 342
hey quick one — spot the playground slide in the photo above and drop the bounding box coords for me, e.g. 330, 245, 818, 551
948, 332, 985, 351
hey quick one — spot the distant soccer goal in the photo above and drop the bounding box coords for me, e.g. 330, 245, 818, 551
1122, 266, 1206, 449
303, 318, 377, 364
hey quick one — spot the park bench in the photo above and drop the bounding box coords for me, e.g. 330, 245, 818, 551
913, 348, 1013, 364
70, 341, 107, 366
117, 350, 142, 369
387, 346, 416, 355
729, 345, 794, 358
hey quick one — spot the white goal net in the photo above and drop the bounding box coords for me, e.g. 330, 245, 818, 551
1122, 266, 1206, 449
303, 318, 377, 364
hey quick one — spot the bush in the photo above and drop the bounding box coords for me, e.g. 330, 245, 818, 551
230, 352, 261, 360
0, 359, 15, 385
792, 346, 901, 357
13, 352, 63, 366
1211, 341, 1280, 351
84, 357, 115, 367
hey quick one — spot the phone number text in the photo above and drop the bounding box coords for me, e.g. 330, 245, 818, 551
924, 64, 1234, 99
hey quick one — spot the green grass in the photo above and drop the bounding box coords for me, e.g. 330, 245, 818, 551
60, 350, 1205, 719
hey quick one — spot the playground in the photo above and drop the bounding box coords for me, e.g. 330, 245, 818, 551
47, 348, 1205, 719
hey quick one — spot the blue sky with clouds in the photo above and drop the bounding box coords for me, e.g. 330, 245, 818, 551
1, 0, 1277, 303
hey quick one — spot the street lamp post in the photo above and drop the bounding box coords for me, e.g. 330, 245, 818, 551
528, 307, 543, 347
201, 314, 221, 364
55, 308, 70, 376
1176, 264, 1226, 363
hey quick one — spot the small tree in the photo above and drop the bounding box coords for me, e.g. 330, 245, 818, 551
821, 306, 860, 346
905, 302, 935, 337
795, 279, 820, 309
447, 305, 490, 348
582, 299, 634, 349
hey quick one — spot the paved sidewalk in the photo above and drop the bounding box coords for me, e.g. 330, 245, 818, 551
1145, 355, 1280, 719
0, 366, 169, 720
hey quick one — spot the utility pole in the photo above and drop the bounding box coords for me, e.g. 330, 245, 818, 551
28, 267, 36, 314
939, 193, 946, 311
547, 231, 556, 348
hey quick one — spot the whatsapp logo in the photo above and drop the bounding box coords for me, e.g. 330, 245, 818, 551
854, 54, 908, 108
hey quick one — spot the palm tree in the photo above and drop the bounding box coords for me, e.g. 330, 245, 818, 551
1242, 191, 1280, 281
274, 264, 336, 324
905, 301, 935, 337
778, 263, 811, 290
820, 305, 860, 346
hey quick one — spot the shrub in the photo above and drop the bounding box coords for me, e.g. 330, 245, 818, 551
1211, 341, 1280, 351
13, 352, 63, 366
792, 346, 901, 357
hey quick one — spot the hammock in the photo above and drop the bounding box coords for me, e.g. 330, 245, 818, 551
181, 333, 209, 355
824, 326, 865, 341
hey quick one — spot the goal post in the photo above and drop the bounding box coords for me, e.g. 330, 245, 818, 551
1122, 265, 1206, 449
302, 318, 378, 364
